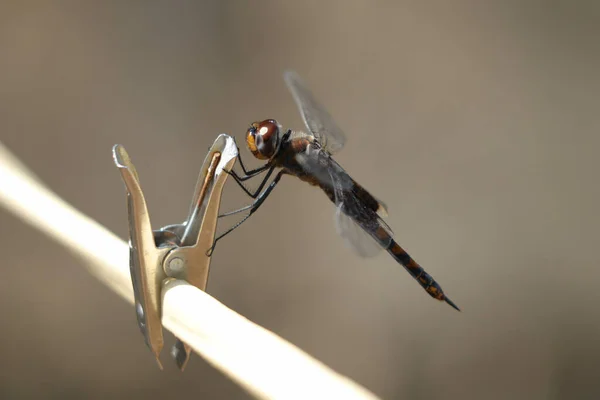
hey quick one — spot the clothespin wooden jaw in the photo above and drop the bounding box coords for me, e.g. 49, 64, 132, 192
113, 134, 237, 370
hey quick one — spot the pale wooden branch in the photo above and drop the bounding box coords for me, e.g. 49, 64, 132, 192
0, 141, 380, 400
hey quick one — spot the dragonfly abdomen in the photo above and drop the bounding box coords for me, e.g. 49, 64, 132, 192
386, 240, 460, 311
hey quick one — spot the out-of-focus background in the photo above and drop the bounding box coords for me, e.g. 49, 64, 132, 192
1, 1, 599, 399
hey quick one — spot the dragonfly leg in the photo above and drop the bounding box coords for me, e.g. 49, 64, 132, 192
207, 170, 285, 256
229, 137, 249, 173
228, 160, 271, 182
218, 203, 252, 218
229, 139, 270, 180
223, 165, 276, 200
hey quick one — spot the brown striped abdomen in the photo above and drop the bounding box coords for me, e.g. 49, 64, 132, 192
387, 239, 448, 301
277, 136, 459, 309
380, 226, 458, 309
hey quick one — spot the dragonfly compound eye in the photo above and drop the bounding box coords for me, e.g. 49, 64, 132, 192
246, 119, 280, 160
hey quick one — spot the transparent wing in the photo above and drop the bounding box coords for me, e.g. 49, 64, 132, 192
329, 164, 393, 258
334, 204, 383, 258
373, 195, 389, 217
284, 70, 347, 154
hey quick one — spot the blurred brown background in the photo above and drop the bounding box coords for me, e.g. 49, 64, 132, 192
1, 1, 599, 399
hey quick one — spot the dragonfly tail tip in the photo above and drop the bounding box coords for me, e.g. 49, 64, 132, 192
444, 296, 461, 311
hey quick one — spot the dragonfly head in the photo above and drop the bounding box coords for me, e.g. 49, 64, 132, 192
246, 119, 281, 160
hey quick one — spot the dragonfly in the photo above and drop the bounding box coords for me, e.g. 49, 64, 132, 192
213, 71, 459, 311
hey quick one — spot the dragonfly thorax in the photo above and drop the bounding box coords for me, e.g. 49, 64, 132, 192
246, 119, 282, 160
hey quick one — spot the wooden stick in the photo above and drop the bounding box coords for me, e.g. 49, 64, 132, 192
0, 141, 380, 400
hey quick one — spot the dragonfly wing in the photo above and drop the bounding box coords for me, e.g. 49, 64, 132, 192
372, 195, 388, 217
284, 70, 347, 154
329, 165, 393, 258
334, 203, 383, 258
